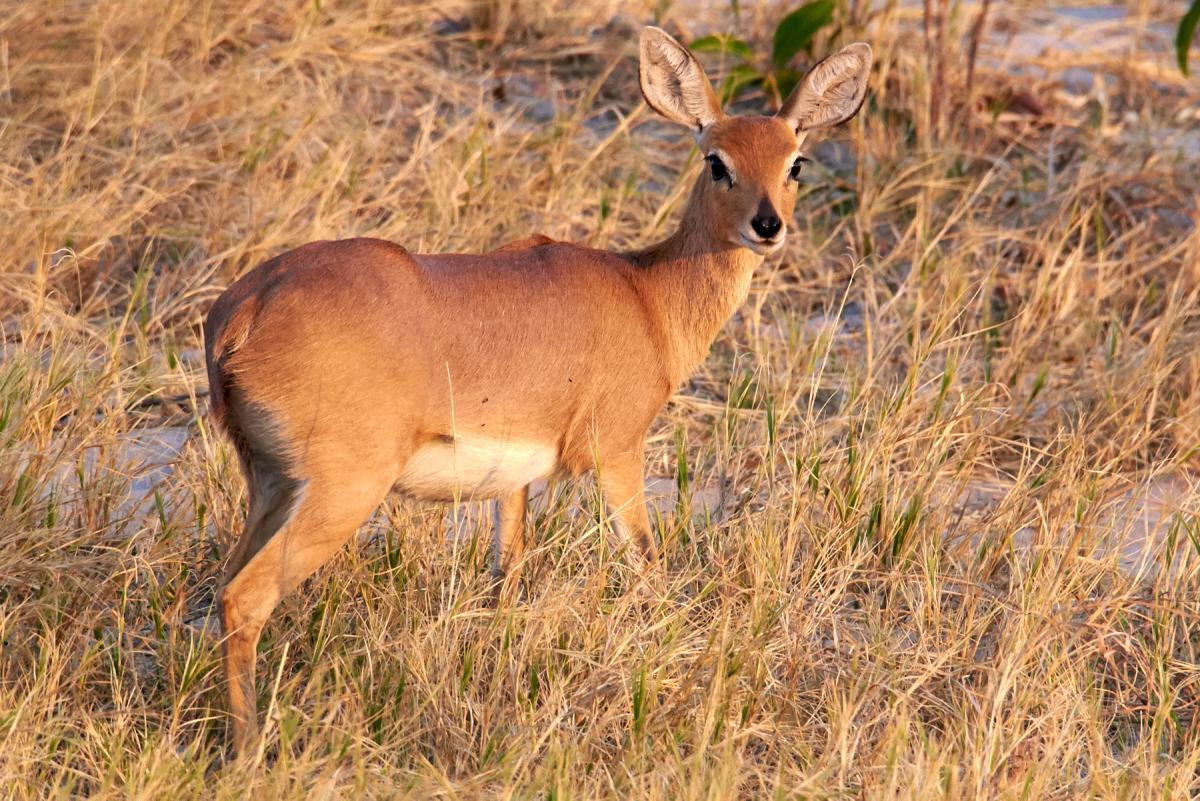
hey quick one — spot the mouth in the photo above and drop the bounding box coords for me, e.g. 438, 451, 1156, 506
738, 231, 785, 256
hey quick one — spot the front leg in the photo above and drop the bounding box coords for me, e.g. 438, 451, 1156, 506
491, 485, 529, 598
598, 448, 661, 590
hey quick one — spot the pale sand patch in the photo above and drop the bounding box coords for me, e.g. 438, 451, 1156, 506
942, 471, 1200, 578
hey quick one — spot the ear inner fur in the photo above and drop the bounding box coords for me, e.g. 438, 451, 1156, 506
778, 43, 873, 134
638, 26, 724, 132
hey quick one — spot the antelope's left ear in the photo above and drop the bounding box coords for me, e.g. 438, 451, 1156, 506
777, 43, 872, 135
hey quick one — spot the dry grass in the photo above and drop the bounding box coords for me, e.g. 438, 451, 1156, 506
3, 0, 1200, 797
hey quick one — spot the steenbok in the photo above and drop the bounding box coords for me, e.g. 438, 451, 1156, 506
204, 26, 872, 750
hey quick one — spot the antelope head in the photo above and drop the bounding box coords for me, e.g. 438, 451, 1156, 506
639, 27, 872, 256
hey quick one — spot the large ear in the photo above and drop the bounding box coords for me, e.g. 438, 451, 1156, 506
639, 26, 724, 134
777, 43, 872, 135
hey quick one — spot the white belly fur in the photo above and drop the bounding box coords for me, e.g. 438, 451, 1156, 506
395, 436, 558, 500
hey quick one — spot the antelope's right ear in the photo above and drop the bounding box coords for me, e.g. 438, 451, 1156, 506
639, 27, 724, 135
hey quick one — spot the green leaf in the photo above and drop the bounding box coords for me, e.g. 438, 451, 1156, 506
772, 0, 835, 69
774, 66, 801, 104
719, 64, 764, 102
1178, 0, 1200, 75
690, 34, 753, 62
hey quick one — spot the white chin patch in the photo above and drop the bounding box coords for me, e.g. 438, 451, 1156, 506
739, 232, 785, 256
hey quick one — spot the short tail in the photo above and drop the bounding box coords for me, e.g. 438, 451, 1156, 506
204, 296, 259, 433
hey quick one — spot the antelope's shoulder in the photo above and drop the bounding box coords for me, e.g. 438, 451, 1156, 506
489, 233, 557, 253
500, 240, 642, 285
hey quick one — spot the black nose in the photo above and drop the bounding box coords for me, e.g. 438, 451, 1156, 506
750, 213, 782, 240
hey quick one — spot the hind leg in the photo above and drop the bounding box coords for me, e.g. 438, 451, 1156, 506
219, 470, 391, 754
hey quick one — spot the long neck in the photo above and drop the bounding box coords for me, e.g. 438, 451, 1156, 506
623, 180, 764, 386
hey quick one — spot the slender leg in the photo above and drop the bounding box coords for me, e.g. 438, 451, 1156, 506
219, 475, 389, 754
597, 448, 661, 589
491, 486, 529, 598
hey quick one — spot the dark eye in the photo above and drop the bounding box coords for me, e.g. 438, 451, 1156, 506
707, 154, 730, 184
788, 156, 808, 182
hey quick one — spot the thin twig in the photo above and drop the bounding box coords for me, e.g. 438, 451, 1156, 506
965, 0, 992, 102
